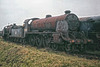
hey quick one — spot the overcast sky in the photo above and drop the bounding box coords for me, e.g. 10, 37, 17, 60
0, 0, 100, 30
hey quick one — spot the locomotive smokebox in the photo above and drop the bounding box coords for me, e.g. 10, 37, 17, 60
65, 10, 71, 14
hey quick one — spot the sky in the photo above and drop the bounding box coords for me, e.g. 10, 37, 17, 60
0, 0, 100, 30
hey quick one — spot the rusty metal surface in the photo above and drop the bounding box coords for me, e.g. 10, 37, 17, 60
31, 13, 79, 31
31, 14, 67, 30
52, 33, 62, 43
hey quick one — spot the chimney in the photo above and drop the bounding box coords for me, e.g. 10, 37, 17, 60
46, 15, 52, 18
65, 10, 71, 14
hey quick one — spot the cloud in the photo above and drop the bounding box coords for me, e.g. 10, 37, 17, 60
0, 0, 100, 30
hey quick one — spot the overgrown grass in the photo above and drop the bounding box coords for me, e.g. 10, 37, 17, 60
0, 38, 100, 67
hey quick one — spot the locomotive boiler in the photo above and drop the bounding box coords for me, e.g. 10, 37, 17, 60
2, 10, 90, 52
30, 13, 79, 31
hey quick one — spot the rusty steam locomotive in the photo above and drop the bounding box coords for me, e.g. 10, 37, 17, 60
79, 16, 100, 50
2, 10, 92, 52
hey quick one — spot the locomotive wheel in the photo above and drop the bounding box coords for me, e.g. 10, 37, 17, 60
42, 38, 46, 47
43, 37, 49, 47
47, 38, 51, 48
29, 36, 35, 46
48, 43, 51, 48
36, 36, 46, 48
22, 39, 25, 44
78, 44, 86, 52
11, 38, 14, 42
10, 37, 12, 42
29, 38, 35, 46
64, 43, 71, 52
51, 43, 58, 51
14, 38, 16, 42
45, 41, 49, 47
71, 44, 75, 52
36, 37, 42, 48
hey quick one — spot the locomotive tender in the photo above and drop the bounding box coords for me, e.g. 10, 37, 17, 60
2, 10, 91, 52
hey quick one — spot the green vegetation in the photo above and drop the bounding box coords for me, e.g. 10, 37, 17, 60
0, 38, 100, 67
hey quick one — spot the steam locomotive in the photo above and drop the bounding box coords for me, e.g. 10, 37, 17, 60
79, 16, 100, 50
2, 10, 91, 52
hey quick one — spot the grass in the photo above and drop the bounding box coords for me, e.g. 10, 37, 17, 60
0, 37, 100, 67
